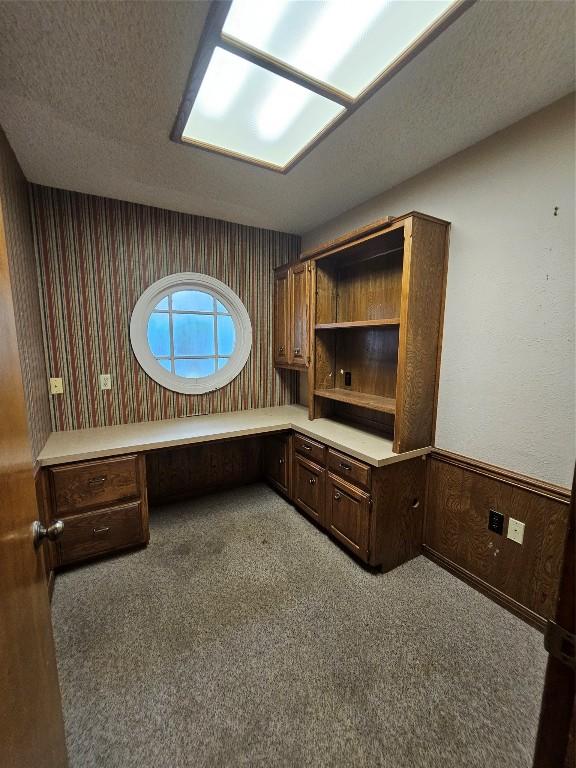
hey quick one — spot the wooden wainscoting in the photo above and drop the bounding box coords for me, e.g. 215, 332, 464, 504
423, 450, 571, 629
146, 437, 263, 505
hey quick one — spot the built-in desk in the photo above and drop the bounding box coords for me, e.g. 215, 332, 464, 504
37, 405, 430, 572
37, 405, 429, 467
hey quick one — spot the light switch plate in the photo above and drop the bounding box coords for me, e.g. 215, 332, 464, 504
49, 377, 63, 395
507, 517, 525, 545
100, 373, 112, 391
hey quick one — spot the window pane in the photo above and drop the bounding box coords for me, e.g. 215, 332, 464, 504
147, 312, 171, 357
174, 358, 216, 378
217, 315, 235, 356
183, 47, 344, 169
172, 290, 214, 312
217, 357, 229, 370
154, 296, 169, 311
173, 313, 215, 356
157, 358, 172, 372
216, 300, 230, 314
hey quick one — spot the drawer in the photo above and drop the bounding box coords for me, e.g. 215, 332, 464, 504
56, 502, 147, 566
327, 449, 371, 490
293, 455, 325, 526
50, 455, 140, 515
294, 433, 325, 465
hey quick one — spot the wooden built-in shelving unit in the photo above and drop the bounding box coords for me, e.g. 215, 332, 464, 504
306, 212, 450, 454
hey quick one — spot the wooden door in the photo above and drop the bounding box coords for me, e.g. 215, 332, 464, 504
326, 473, 371, 560
0, 208, 68, 766
532, 466, 575, 768
293, 455, 325, 525
273, 266, 290, 367
290, 262, 309, 368
263, 434, 290, 496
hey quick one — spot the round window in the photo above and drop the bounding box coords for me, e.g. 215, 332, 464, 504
130, 273, 252, 394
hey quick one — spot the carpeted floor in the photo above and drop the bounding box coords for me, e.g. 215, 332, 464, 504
52, 483, 546, 768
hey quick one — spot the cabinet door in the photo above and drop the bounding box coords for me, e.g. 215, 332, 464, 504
263, 435, 290, 495
326, 473, 371, 560
273, 266, 290, 367
293, 455, 325, 525
290, 262, 309, 368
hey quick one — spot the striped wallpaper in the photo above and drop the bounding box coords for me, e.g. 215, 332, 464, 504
30, 186, 300, 431
0, 130, 51, 459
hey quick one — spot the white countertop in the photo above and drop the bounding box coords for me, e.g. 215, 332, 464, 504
37, 404, 431, 468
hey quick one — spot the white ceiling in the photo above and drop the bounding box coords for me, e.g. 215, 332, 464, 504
0, 1, 574, 235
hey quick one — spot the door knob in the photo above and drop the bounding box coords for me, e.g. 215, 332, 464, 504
33, 519, 64, 547
334, 492, 342, 501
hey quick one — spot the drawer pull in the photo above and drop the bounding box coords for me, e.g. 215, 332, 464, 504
334, 492, 342, 501
339, 462, 352, 471
88, 476, 107, 487
93, 527, 111, 535
303, 445, 312, 451
309, 478, 316, 485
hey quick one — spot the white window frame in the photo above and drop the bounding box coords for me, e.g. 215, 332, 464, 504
130, 272, 252, 395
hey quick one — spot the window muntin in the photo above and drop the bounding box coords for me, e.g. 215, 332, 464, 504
130, 274, 252, 395
146, 290, 236, 377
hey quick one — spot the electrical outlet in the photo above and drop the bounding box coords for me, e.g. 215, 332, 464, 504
49, 377, 63, 395
488, 509, 504, 534
507, 517, 525, 545
100, 373, 111, 391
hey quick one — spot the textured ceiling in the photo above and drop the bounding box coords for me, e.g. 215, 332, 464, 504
0, 1, 574, 235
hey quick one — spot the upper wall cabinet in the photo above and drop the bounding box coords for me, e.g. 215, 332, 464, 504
273, 262, 313, 370
306, 212, 449, 453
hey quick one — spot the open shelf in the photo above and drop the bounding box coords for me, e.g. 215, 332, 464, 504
315, 318, 400, 330
314, 388, 396, 415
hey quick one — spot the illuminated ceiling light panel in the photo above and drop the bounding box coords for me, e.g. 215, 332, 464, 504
172, 0, 468, 172
182, 47, 344, 169
222, 0, 456, 98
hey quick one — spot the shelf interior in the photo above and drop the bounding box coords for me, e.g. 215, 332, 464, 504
315, 318, 400, 330
314, 388, 396, 415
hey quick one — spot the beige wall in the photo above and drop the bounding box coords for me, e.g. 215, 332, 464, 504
303, 96, 575, 488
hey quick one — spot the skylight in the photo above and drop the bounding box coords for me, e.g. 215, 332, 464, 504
174, 0, 466, 172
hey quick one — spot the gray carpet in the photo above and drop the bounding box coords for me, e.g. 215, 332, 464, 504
52, 483, 547, 768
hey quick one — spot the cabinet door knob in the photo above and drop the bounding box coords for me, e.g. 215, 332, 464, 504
279, 346, 285, 353
294, 347, 301, 355
334, 492, 342, 501
309, 478, 316, 485
279, 458, 285, 464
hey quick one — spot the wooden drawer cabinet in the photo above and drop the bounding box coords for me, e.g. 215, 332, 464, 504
263, 434, 290, 495
294, 433, 325, 465
44, 453, 149, 568
293, 455, 325, 525
56, 502, 146, 566
50, 455, 139, 515
327, 449, 370, 491
325, 473, 371, 560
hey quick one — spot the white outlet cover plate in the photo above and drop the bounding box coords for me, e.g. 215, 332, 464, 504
100, 374, 111, 390
507, 517, 525, 545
